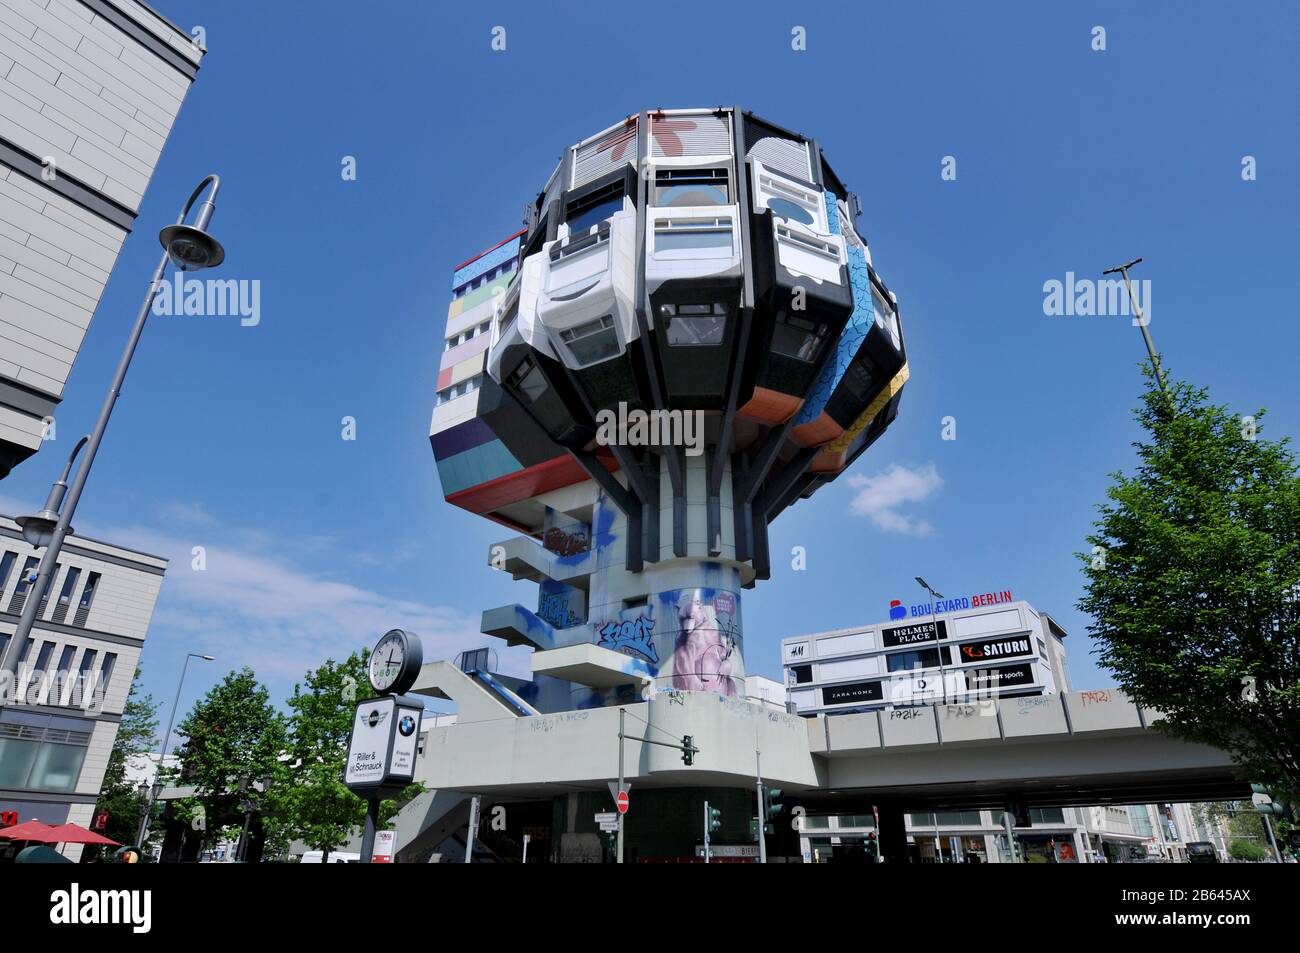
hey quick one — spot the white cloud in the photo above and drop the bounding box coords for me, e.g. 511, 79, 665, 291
846, 463, 942, 536
0, 493, 521, 693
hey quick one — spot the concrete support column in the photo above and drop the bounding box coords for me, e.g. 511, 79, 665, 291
875, 801, 909, 864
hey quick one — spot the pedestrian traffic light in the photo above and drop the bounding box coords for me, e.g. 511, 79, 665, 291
708, 805, 721, 834
681, 735, 694, 766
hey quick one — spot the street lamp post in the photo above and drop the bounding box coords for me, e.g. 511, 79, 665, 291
1103, 258, 1167, 394
914, 577, 948, 707
0, 177, 226, 697
915, 576, 947, 864
137, 651, 213, 847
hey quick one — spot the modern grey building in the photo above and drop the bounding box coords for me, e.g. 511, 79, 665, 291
781, 597, 1071, 716
0, 513, 166, 859
0, 0, 202, 478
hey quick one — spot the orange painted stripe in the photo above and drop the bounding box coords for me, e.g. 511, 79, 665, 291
737, 387, 803, 425
445, 451, 619, 516
790, 412, 844, 448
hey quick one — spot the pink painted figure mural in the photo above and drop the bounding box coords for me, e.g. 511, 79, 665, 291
671, 591, 737, 695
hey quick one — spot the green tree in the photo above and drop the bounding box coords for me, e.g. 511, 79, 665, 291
265, 649, 420, 862
1229, 838, 1269, 862
172, 667, 286, 851
1079, 367, 1300, 800
90, 668, 159, 855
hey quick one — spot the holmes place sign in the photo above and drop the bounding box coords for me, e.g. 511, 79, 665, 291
881, 620, 948, 648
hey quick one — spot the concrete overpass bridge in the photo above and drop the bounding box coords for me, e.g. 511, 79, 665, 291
394, 662, 1244, 860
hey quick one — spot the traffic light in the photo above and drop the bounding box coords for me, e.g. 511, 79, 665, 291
681, 735, 694, 766
707, 805, 721, 834
866, 830, 879, 859
1251, 783, 1288, 817
762, 787, 783, 834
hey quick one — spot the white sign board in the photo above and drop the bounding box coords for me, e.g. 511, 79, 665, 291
373, 830, 395, 863
594, 813, 618, 825
346, 697, 396, 786
389, 705, 421, 781
345, 697, 423, 789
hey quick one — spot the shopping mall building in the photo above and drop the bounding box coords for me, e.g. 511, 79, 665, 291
781, 594, 1070, 715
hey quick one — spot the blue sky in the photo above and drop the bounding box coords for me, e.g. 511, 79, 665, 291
3, 0, 1298, 725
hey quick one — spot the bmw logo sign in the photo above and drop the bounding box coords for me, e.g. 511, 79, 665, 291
398, 714, 416, 736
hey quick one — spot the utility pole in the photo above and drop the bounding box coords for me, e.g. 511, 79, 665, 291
1103, 257, 1167, 393
755, 744, 767, 864
613, 708, 697, 864
703, 800, 710, 864
464, 795, 480, 864
617, 708, 625, 864
1002, 811, 1020, 864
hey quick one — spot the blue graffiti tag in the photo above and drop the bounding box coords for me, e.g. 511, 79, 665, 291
597, 616, 659, 664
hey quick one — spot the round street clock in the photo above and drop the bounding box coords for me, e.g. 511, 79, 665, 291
368, 629, 423, 696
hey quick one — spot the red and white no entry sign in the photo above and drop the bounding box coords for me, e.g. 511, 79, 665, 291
616, 790, 629, 814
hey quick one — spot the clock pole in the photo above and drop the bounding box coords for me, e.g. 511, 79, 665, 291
360, 795, 380, 863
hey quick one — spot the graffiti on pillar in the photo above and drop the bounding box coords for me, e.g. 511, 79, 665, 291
666, 588, 742, 696
596, 613, 658, 664
537, 579, 586, 630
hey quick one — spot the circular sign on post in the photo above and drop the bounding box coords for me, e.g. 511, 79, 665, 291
616, 791, 629, 814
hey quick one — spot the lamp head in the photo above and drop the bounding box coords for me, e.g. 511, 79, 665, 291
159, 223, 225, 271
16, 509, 63, 548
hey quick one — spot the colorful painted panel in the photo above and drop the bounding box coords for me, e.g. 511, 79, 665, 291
791, 192, 874, 426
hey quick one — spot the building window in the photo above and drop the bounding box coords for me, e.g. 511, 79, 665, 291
73, 572, 101, 627
30, 641, 54, 679
768, 197, 815, 225
566, 181, 625, 233
0, 715, 92, 792
911, 811, 983, 827
559, 314, 620, 366
662, 303, 727, 346
0, 551, 17, 594
770, 312, 826, 363
655, 168, 729, 207
653, 216, 734, 254
7, 556, 39, 613
52, 645, 76, 704
98, 652, 117, 696
51, 567, 81, 624
842, 353, 879, 401
74, 650, 98, 707
37, 563, 61, 614
887, 648, 943, 672
1029, 807, 1066, 826
507, 357, 548, 404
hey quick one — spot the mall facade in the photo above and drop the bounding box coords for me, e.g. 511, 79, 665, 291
781, 595, 1071, 715
799, 801, 1228, 864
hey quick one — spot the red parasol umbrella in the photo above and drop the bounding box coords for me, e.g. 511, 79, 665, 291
42, 823, 120, 846
0, 820, 58, 842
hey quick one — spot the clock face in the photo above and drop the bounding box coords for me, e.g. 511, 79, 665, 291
369, 631, 407, 693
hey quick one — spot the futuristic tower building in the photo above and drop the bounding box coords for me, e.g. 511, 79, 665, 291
430, 108, 909, 712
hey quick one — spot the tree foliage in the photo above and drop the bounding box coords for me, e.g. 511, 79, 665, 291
1079, 367, 1300, 799
172, 667, 286, 848
91, 668, 159, 852
265, 649, 420, 860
